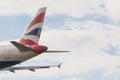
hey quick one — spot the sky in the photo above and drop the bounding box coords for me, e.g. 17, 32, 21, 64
0, 0, 120, 80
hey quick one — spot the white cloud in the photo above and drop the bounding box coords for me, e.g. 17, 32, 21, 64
39, 20, 120, 78
103, 68, 120, 80
0, 0, 119, 23
0, 0, 106, 17
63, 78, 81, 80
44, 0, 106, 17
105, 0, 120, 23
0, 0, 45, 16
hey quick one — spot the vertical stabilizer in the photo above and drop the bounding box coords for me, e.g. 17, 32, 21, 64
19, 7, 46, 45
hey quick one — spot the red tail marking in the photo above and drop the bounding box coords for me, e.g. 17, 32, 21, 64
27, 12, 45, 30
20, 39, 37, 45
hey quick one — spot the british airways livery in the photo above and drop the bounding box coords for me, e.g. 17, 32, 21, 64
0, 7, 69, 73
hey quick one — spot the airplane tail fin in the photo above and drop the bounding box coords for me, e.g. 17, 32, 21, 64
19, 7, 46, 45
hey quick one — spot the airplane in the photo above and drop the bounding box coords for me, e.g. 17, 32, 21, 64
0, 7, 69, 73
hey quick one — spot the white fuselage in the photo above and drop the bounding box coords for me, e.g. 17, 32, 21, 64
0, 44, 38, 69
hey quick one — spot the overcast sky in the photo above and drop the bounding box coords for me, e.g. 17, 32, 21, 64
0, 0, 120, 80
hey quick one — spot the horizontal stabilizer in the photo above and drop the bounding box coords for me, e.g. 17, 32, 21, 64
0, 64, 61, 73
10, 41, 33, 51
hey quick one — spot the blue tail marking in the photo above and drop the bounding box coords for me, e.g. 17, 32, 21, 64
26, 28, 41, 38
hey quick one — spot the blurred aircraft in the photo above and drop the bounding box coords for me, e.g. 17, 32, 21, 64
0, 7, 69, 73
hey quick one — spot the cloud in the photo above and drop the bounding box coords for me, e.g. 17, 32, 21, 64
0, 0, 106, 17
0, 0, 48, 16
0, 0, 119, 24
103, 68, 120, 80
39, 20, 120, 79
105, 0, 120, 23
44, 0, 106, 17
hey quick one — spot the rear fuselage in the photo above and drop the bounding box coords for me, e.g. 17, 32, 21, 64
0, 44, 42, 69
0, 7, 47, 70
